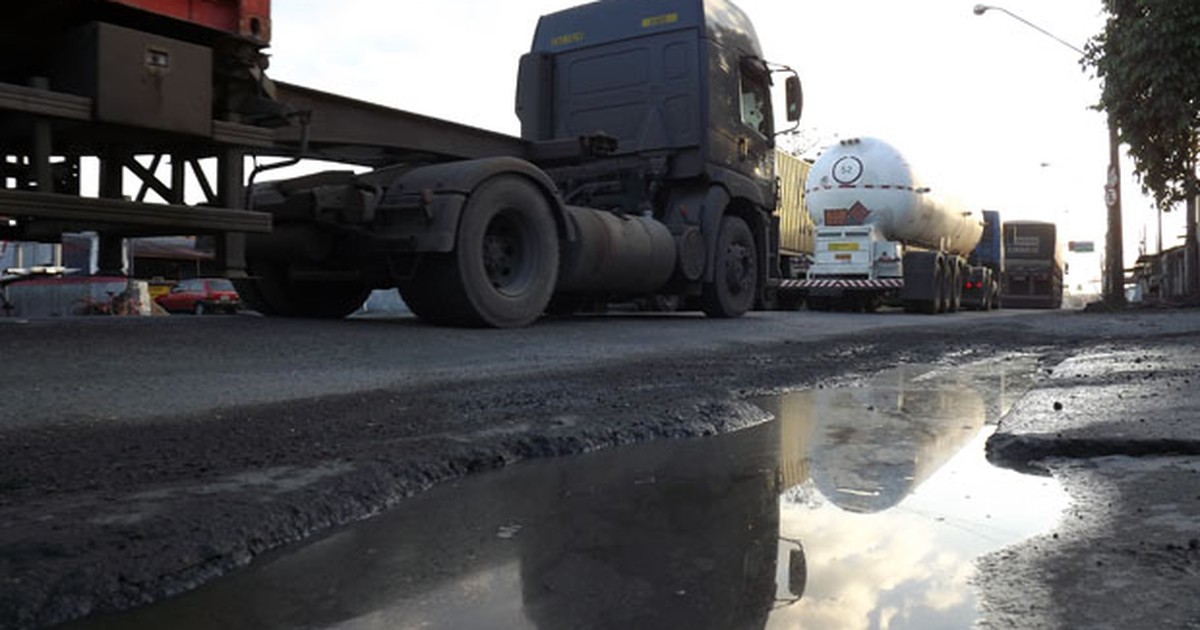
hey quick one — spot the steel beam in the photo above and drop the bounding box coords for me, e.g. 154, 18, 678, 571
273, 81, 531, 167
0, 190, 271, 234
0, 82, 91, 120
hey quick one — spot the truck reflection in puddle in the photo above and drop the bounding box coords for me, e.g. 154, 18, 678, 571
763, 358, 1065, 627
65, 357, 1067, 630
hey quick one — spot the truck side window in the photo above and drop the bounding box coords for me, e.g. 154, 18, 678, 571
739, 64, 771, 137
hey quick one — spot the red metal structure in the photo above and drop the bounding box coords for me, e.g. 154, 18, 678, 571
110, 0, 271, 43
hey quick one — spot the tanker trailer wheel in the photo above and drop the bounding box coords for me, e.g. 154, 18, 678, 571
401, 176, 558, 328
946, 261, 962, 313
953, 261, 965, 312
918, 262, 944, 315
701, 216, 757, 318
236, 259, 370, 319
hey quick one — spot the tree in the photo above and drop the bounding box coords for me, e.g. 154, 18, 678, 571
1085, 0, 1200, 211
1086, 0, 1200, 296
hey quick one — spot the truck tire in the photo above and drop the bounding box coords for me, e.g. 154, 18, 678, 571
701, 216, 757, 318
926, 263, 945, 314
946, 261, 962, 313
400, 176, 558, 328
235, 261, 370, 319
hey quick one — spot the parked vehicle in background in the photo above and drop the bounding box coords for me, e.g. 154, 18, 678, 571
1001, 220, 1063, 309
962, 209, 1003, 310
773, 150, 815, 310
156, 278, 241, 314
781, 137, 986, 314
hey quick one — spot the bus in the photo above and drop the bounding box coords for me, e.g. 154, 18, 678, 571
1001, 221, 1063, 308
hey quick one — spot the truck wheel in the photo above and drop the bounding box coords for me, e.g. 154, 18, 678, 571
402, 176, 558, 328
946, 264, 961, 313
235, 261, 369, 319
701, 216, 757, 318
923, 264, 944, 315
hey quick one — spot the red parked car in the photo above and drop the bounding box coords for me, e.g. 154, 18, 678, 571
156, 278, 241, 315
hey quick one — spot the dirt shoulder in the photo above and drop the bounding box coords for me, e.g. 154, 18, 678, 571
2, 310, 1197, 629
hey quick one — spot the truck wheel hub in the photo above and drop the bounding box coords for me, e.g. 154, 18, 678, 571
483, 213, 531, 294
724, 243, 752, 291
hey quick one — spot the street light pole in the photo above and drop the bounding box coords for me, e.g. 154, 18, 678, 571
974, 4, 1126, 306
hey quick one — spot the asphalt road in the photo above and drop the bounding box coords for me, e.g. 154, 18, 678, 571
1, 307, 1036, 431
2, 305, 1199, 629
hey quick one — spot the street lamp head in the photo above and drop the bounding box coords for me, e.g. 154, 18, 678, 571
973, 4, 992, 16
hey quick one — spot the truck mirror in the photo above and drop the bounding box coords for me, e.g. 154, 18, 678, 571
785, 76, 803, 122
787, 547, 807, 598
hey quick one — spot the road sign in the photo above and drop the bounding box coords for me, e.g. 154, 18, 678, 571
1105, 164, 1119, 207
1105, 186, 1118, 207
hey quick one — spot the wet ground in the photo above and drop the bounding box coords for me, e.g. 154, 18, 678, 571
3, 309, 1199, 629
61, 358, 1067, 630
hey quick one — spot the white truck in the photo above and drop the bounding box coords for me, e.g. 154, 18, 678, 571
781, 137, 984, 313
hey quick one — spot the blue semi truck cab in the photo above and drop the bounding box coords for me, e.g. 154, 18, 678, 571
962, 209, 1004, 310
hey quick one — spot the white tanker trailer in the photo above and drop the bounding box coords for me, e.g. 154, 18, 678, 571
780, 137, 986, 313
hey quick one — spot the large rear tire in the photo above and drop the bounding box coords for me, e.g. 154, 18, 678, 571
701, 216, 757, 318
234, 261, 370, 319
399, 176, 558, 328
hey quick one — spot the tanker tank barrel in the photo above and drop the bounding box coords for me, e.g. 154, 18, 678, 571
806, 137, 983, 256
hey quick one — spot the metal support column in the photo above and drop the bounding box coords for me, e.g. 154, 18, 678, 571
96, 148, 126, 275
29, 77, 62, 266
216, 149, 247, 277
170, 155, 186, 205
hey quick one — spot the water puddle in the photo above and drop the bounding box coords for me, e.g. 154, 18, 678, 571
66, 356, 1068, 630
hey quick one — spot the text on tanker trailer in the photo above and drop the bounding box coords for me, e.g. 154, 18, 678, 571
781, 137, 988, 314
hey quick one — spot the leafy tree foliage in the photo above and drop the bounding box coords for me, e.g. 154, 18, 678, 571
1085, 0, 1200, 209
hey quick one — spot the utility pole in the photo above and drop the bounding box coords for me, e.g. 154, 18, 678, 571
1105, 118, 1125, 305
1188, 159, 1199, 295
974, 4, 1126, 305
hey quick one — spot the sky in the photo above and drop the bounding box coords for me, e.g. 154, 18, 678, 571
264, 0, 1181, 286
